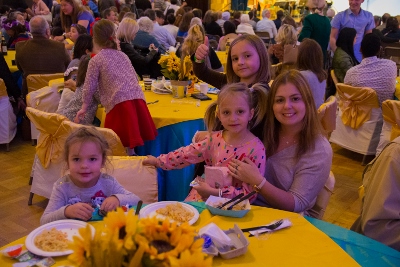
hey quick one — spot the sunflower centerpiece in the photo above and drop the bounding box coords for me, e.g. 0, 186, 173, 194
158, 53, 198, 98
68, 208, 212, 267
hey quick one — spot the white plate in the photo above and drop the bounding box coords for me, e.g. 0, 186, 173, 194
139, 201, 199, 225
25, 220, 95, 257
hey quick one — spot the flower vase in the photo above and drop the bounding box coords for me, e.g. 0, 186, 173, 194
171, 80, 189, 99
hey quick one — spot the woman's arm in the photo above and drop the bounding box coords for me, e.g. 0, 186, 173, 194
38, 1, 50, 15
122, 42, 158, 65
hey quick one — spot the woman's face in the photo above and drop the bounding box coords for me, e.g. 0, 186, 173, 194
16, 14, 25, 24
60, 0, 74, 15
273, 82, 306, 130
70, 27, 79, 42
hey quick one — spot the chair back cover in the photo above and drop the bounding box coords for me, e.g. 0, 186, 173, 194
309, 171, 335, 220
318, 96, 337, 136
376, 100, 400, 155
108, 156, 158, 203
336, 83, 379, 129
0, 79, 7, 97
26, 73, 64, 93
25, 107, 69, 168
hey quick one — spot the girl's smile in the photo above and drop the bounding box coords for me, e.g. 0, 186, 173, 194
230, 40, 260, 85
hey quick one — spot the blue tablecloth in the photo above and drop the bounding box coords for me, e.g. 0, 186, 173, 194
305, 217, 400, 266
135, 119, 206, 201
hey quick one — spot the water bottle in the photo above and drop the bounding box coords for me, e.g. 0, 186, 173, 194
1, 34, 7, 56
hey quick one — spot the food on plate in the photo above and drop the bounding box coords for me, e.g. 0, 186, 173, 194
212, 201, 247, 211
34, 228, 69, 252
156, 203, 194, 223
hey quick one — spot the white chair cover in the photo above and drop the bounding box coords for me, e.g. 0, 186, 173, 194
0, 96, 17, 145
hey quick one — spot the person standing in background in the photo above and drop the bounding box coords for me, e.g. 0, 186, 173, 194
329, 0, 374, 63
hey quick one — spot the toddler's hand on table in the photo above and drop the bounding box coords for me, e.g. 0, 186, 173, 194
101, 196, 120, 212
65, 203, 93, 221
143, 155, 158, 167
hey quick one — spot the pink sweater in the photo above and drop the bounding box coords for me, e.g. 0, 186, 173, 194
82, 49, 145, 113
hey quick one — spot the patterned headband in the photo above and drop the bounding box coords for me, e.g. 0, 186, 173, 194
2, 20, 19, 31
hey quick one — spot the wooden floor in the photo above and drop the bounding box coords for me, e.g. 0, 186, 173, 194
0, 133, 368, 247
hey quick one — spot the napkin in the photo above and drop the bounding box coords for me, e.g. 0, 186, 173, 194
248, 219, 292, 236
199, 223, 233, 247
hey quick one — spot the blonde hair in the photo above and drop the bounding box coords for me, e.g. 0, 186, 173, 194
240, 14, 250, 24
264, 70, 322, 160
275, 24, 297, 45
226, 34, 271, 84
64, 127, 111, 168
204, 82, 269, 132
117, 18, 139, 42
93, 19, 117, 49
181, 24, 204, 59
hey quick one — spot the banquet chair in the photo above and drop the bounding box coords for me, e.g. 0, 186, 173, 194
255, 31, 271, 48
0, 79, 17, 151
317, 96, 337, 138
26, 85, 63, 145
25, 108, 127, 205
330, 69, 339, 90
26, 73, 64, 94
384, 46, 400, 70
309, 171, 335, 220
329, 83, 382, 165
376, 100, 400, 156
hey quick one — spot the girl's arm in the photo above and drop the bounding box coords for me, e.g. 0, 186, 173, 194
40, 185, 70, 225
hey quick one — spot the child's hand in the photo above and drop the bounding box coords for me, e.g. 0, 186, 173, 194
64, 79, 77, 91
194, 179, 217, 199
101, 196, 120, 212
195, 35, 209, 61
65, 203, 93, 221
143, 155, 158, 167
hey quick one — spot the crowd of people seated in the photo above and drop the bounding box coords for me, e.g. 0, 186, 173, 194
1, 0, 400, 253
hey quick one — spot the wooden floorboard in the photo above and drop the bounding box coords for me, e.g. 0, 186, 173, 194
0, 133, 367, 247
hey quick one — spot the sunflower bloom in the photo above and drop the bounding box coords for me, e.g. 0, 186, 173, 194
68, 225, 93, 266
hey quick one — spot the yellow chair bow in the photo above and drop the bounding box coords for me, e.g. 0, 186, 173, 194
0, 79, 7, 98
382, 100, 400, 141
336, 83, 379, 129
25, 107, 69, 168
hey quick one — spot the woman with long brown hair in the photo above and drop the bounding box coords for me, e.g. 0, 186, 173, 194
227, 70, 332, 216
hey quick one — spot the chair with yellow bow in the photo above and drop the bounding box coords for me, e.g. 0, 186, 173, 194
317, 96, 337, 138
309, 171, 335, 220
26, 107, 158, 204
329, 83, 382, 165
0, 78, 17, 151
26, 76, 64, 145
376, 100, 400, 156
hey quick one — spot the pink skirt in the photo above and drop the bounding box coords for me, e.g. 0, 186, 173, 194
105, 99, 157, 148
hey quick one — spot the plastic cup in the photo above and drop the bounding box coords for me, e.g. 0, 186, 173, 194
200, 83, 208, 94
143, 75, 152, 91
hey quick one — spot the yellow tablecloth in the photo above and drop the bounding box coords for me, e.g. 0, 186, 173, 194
0, 206, 359, 266
4, 50, 17, 73
48, 78, 218, 129
395, 77, 400, 100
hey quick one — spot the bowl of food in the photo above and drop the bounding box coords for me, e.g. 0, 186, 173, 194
205, 196, 250, 218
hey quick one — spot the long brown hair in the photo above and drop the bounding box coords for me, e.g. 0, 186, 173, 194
297, 38, 327, 82
226, 34, 271, 84
60, 0, 84, 32
178, 12, 194, 32
204, 82, 269, 132
264, 70, 322, 160
93, 19, 117, 50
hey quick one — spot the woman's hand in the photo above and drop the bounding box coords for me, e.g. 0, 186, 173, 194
195, 35, 209, 61
65, 203, 93, 221
149, 43, 158, 52
143, 155, 159, 167
53, 35, 65, 42
101, 196, 120, 212
64, 79, 77, 91
228, 158, 264, 186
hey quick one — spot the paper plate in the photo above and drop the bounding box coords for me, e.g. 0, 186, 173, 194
25, 220, 95, 257
139, 201, 199, 225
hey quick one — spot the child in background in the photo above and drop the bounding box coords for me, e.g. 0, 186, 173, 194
75, 19, 157, 154
59, 55, 100, 124
65, 23, 88, 55
143, 83, 268, 202
193, 34, 271, 90
40, 127, 140, 225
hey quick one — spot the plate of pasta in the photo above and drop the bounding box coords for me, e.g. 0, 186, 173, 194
139, 202, 199, 225
25, 220, 95, 257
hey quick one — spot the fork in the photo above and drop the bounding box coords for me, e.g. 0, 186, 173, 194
241, 219, 284, 236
